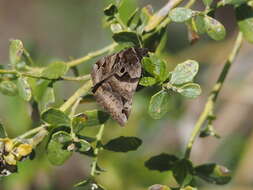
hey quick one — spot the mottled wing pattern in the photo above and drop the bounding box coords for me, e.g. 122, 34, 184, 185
91, 47, 147, 126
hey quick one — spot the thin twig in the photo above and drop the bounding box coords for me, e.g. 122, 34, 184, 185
184, 32, 243, 159
60, 79, 93, 112
67, 43, 117, 67
91, 124, 105, 177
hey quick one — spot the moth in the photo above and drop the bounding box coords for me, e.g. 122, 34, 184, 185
91, 47, 148, 126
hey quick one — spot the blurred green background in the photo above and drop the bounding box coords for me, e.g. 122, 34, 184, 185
0, 0, 253, 190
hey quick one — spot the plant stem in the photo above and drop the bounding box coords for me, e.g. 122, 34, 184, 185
91, 124, 105, 177
184, 32, 243, 159
60, 79, 93, 112
15, 125, 48, 140
0, 69, 91, 82
67, 43, 117, 67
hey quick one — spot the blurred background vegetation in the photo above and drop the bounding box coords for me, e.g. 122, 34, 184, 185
0, 0, 253, 190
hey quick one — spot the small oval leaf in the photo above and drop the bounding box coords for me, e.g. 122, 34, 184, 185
112, 31, 140, 45
41, 61, 68, 79
47, 131, 72, 165
142, 53, 167, 82
104, 3, 118, 16
169, 8, 193, 23
104, 136, 142, 152
0, 81, 18, 96
177, 83, 201, 98
148, 90, 170, 119
9, 39, 24, 66
145, 153, 179, 172
17, 77, 32, 101
195, 163, 231, 185
204, 16, 226, 41
139, 77, 157, 86
170, 60, 199, 85
42, 108, 70, 126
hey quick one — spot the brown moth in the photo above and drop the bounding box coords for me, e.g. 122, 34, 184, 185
91, 47, 148, 126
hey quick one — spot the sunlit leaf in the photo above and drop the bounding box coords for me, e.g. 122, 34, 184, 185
204, 16, 226, 41
177, 83, 201, 98
170, 60, 199, 85
192, 15, 206, 34
41, 108, 70, 126
169, 8, 193, 23
139, 77, 157, 86
47, 131, 72, 165
142, 53, 167, 82
0, 81, 18, 96
9, 39, 24, 66
148, 90, 170, 119
41, 61, 68, 79
17, 77, 32, 101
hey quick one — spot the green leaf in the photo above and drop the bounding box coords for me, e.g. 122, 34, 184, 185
104, 136, 142, 152
127, 8, 141, 30
169, 8, 193, 23
222, 0, 248, 6
112, 31, 140, 45
9, 39, 24, 66
203, 0, 213, 6
170, 60, 199, 85
30, 79, 55, 112
47, 131, 72, 165
138, 5, 152, 33
236, 4, 253, 43
181, 186, 197, 190
145, 153, 179, 172
148, 184, 171, 190
72, 110, 109, 133
177, 83, 201, 98
0, 80, 18, 96
195, 164, 231, 185
204, 16, 226, 41
148, 90, 170, 119
39, 87, 55, 112
172, 159, 194, 186
41, 108, 70, 126
142, 53, 167, 82
41, 61, 68, 79
139, 77, 157, 86
104, 3, 118, 16
75, 139, 91, 153
17, 77, 32, 101
192, 15, 206, 34
110, 23, 123, 33
0, 122, 7, 138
